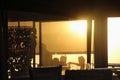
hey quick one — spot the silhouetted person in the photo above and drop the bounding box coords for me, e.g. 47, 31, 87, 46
51, 58, 60, 66
41, 43, 52, 66
69, 56, 85, 70
59, 56, 67, 66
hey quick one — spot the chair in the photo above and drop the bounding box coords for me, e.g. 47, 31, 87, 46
65, 69, 112, 80
29, 65, 62, 80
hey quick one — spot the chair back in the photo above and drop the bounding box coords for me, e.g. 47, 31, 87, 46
65, 69, 112, 80
29, 65, 62, 80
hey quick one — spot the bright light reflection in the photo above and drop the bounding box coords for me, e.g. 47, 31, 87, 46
69, 20, 87, 36
108, 17, 120, 63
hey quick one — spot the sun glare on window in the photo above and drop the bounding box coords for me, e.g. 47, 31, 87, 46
69, 20, 87, 36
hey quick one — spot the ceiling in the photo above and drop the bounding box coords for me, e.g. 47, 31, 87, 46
6, 0, 120, 19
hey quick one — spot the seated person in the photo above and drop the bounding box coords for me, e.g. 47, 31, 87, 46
68, 56, 85, 70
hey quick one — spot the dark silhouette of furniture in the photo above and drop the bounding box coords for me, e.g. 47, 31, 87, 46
29, 65, 62, 80
65, 69, 112, 80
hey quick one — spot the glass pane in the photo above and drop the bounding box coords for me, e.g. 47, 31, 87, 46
108, 17, 120, 66
42, 20, 87, 53
41, 20, 88, 70
34, 22, 40, 67
20, 21, 33, 27
8, 21, 18, 27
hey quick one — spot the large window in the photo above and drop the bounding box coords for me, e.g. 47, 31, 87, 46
8, 20, 94, 77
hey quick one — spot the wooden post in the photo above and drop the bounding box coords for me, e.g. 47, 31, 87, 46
87, 18, 92, 64
0, 11, 8, 79
94, 16, 108, 68
39, 21, 42, 67
33, 21, 36, 68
